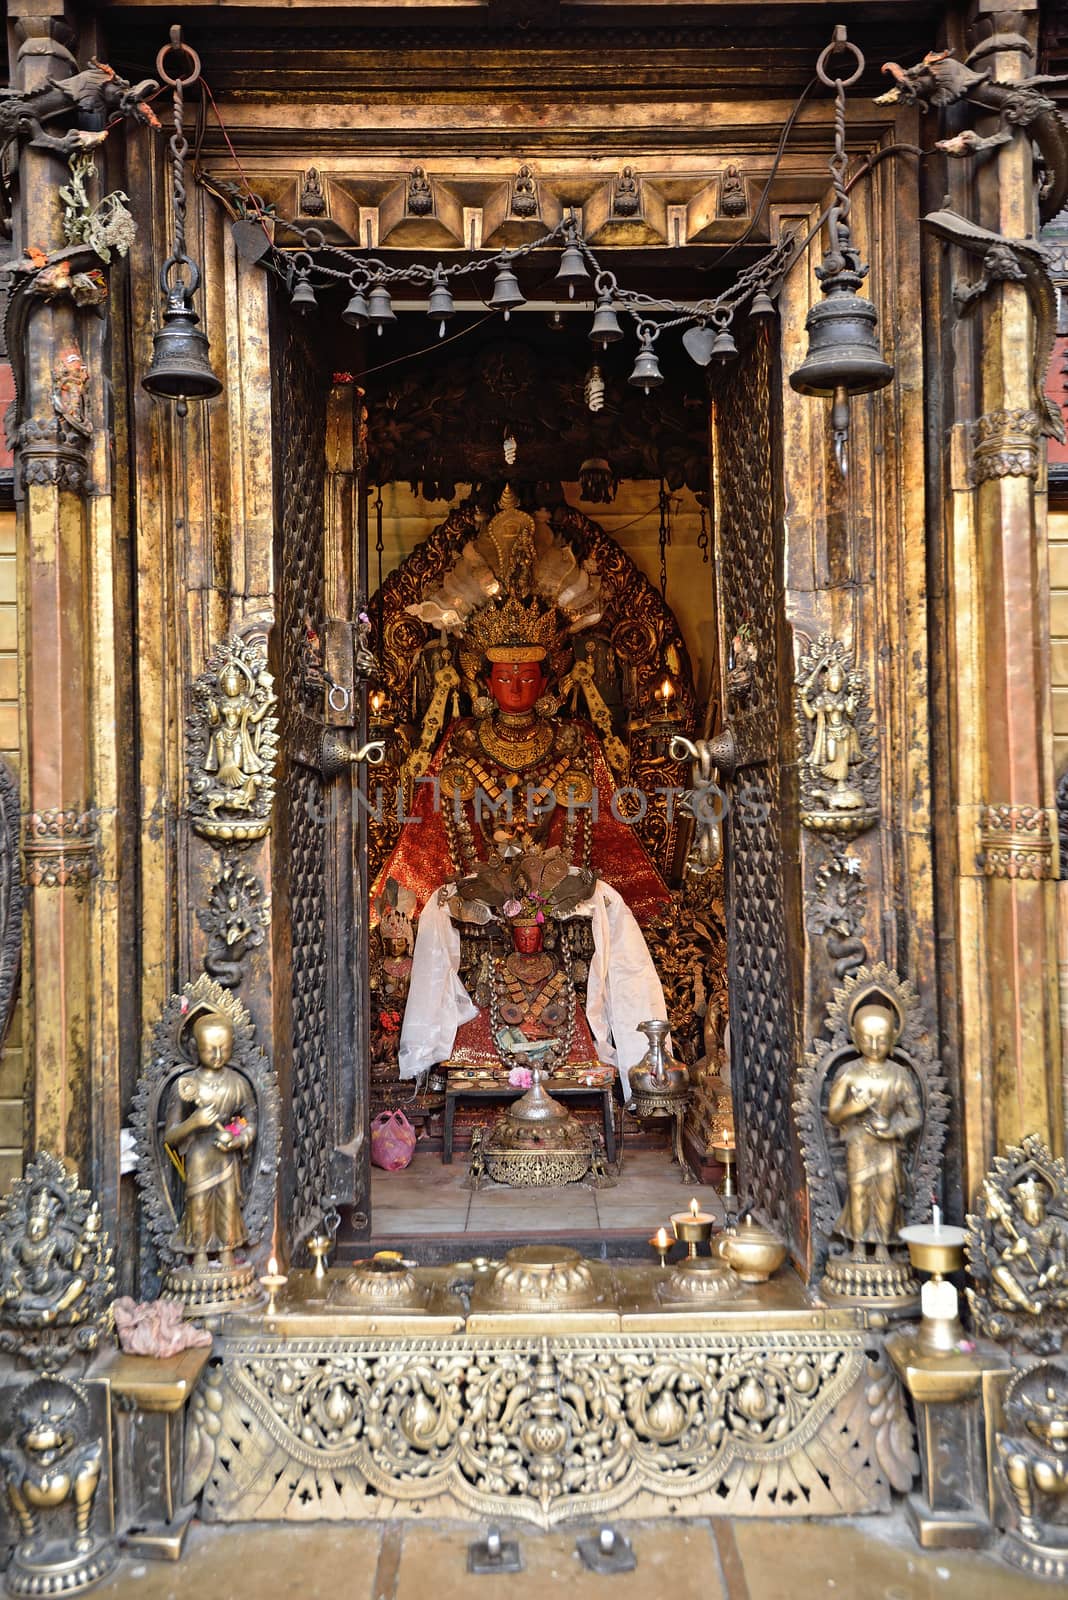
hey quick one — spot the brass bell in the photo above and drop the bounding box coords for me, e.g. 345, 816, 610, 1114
290, 270, 318, 311
749, 288, 777, 320
427, 267, 455, 337
489, 260, 525, 321
589, 295, 623, 349
142, 279, 222, 401
367, 285, 396, 335
789, 222, 892, 403
341, 283, 370, 329
708, 326, 738, 363
556, 241, 590, 299
628, 329, 663, 394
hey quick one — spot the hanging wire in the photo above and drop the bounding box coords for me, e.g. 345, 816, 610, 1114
657, 478, 672, 599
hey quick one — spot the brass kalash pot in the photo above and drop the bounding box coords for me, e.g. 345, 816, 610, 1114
481, 1065, 594, 1187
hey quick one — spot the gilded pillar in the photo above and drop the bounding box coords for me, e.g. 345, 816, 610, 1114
950, 2, 1063, 1178
8, 2, 123, 1216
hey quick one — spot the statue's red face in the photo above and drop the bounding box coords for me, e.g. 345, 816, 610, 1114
488, 660, 546, 714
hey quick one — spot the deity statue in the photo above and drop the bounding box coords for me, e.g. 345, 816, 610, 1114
164, 1012, 257, 1273
799, 652, 864, 812
203, 663, 272, 818
133, 974, 279, 1315
0, 1150, 113, 1367
997, 1361, 1068, 1581
796, 963, 946, 1310
0, 1189, 93, 1327
966, 1135, 1068, 1353
374, 490, 670, 1091
188, 636, 278, 844
827, 1000, 923, 1260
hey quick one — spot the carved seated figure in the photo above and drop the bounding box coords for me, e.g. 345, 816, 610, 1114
998, 1361, 1068, 1571
373, 494, 670, 1093
0, 1188, 94, 1328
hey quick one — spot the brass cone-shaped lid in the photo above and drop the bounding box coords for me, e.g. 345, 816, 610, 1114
508, 1067, 570, 1126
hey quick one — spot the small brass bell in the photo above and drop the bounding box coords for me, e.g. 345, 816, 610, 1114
142, 279, 222, 401
341, 283, 370, 329
367, 285, 396, 335
489, 260, 525, 321
427, 266, 455, 337
290, 270, 318, 311
708, 326, 738, 363
628, 330, 663, 394
589, 295, 623, 348
749, 288, 777, 320
556, 241, 590, 299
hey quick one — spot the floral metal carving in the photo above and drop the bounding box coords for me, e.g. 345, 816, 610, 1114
131, 974, 280, 1301
806, 846, 868, 979
795, 964, 949, 1287
0, 1151, 114, 1372
197, 856, 271, 990
996, 1360, 1068, 1583
191, 1331, 913, 1526
187, 635, 278, 844
0, 760, 23, 1049
978, 803, 1056, 880
971, 407, 1043, 482
795, 635, 878, 838
965, 1133, 1068, 1356
21, 808, 99, 891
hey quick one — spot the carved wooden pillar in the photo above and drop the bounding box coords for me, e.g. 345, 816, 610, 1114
948, 2, 1064, 1178
8, 2, 124, 1219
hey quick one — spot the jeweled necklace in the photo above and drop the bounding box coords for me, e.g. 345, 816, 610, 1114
488, 929, 576, 1072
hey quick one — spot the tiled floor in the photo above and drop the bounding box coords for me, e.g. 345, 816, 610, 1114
370, 1148, 725, 1239
94, 1511, 1056, 1599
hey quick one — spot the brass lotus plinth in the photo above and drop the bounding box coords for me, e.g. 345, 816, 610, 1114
338, 1256, 427, 1310
481, 1246, 600, 1311
664, 1257, 740, 1303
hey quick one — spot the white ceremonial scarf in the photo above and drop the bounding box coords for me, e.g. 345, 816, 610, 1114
397, 876, 668, 1094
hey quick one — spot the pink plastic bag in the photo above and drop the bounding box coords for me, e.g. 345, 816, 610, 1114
370, 1109, 417, 1171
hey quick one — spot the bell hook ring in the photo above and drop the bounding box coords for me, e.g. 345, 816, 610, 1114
815, 33, 864, 89
327, 684, 351, 714
669, 734, 699, 763
157, 28, 202, 89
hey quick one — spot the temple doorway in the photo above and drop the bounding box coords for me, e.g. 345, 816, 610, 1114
269, 255, 795, 1262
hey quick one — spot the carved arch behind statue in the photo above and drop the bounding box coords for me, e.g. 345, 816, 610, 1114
367, 497, 702, 880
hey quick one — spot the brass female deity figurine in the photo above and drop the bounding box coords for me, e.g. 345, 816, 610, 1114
826, 1001, 922, 1262
165, 1012, 256, 1275
795, 634, 877, 836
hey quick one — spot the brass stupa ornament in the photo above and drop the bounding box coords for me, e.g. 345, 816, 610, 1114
477, 1067, 595, 1188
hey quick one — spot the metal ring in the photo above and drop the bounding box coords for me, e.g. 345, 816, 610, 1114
327, 684, 351, 713
156, 40, 202, 89
302, 227, 327, 251
637, 319, 660, 344
815, 39, 865, 89
159, 253, 201, 297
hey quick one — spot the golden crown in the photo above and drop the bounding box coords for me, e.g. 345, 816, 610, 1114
459, 593, 570, 684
